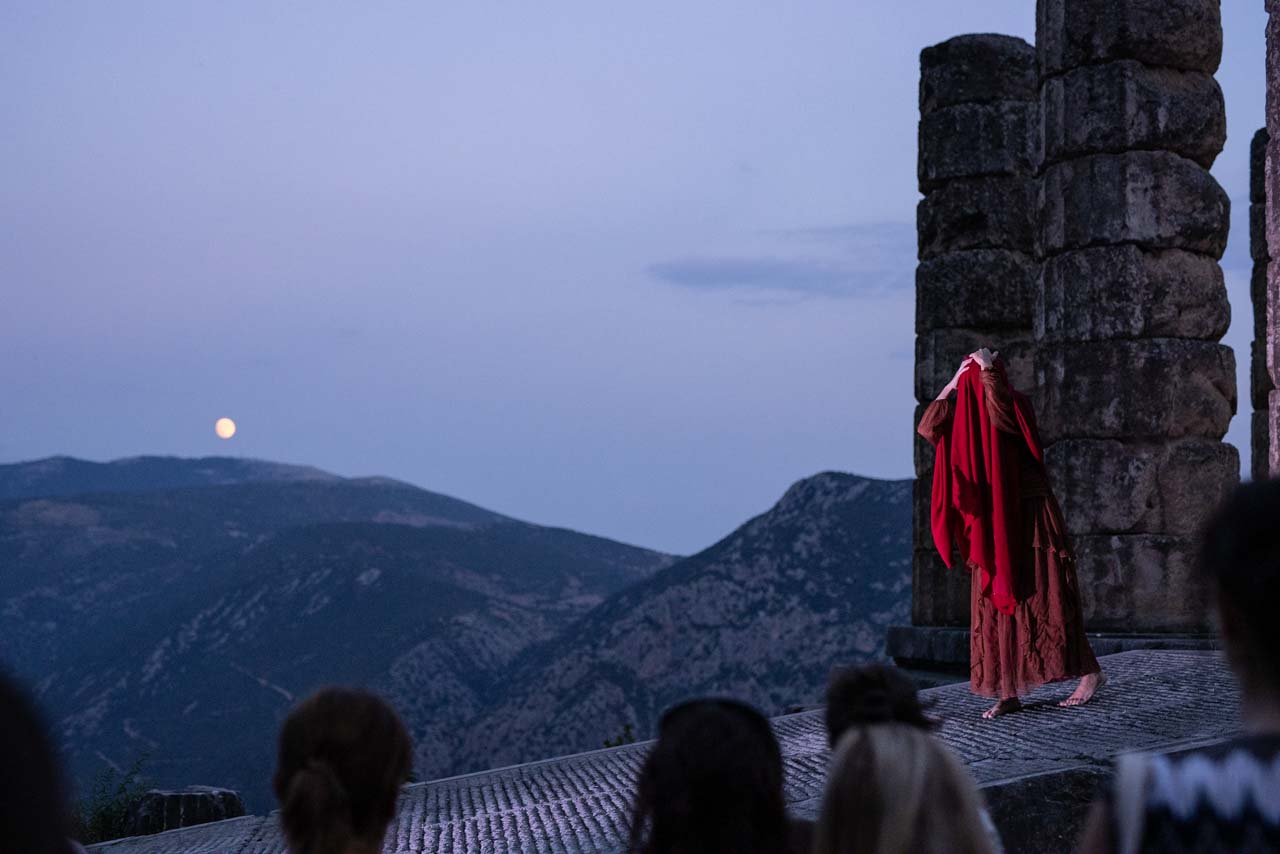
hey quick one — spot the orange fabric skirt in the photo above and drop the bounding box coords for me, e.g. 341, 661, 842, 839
969, 494, 1100, 699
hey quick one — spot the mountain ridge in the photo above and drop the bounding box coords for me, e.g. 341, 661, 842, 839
0, 457, 674, 808
0, 455, 342, 501
450, 471, 912, 776
0, 456, 911, 813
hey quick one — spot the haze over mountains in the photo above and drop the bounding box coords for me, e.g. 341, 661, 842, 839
0, 455, 910, 810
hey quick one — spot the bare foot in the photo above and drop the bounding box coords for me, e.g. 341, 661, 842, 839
982, 697, 1022, 719
1060, 671, 1106, 707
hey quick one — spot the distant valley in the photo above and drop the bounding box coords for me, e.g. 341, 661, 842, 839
0, 455, 909, 810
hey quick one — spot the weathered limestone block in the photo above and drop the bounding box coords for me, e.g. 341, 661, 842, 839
1253, 128, 1269, 205
1270, 262, 1280, 391
913, 463, 933, 539
123, 787, 246, 838
1252, 132, 1275, 467
1255, 263, 1271, 345
1046, 438, 1239, 536
1255, 338, 1275, 411
1037, 0, 1223, 78
1254, 201, 1270, 262
1041, 61, 1224, 169
914, 462, 967, 628
1255, 410, 1273, 482
914, 402, 937, 478
912, 544, 970, 628
1268, 9, 1280, 306
1038, 246, 1229, 343
1038, 339, 1236, 443
1272, 389, 1280, 475
915, 329, 1035, 404
918, 176, 1037, 259
920, 34, 1036, 114
1040, 152, 1230, 258
1072, 533, 1207, 632
916, 250, 1035, 334
919, 102, 1038, 191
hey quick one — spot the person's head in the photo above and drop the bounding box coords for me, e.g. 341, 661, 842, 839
814, 724, 992, 854
824, 664, 936, 748
627, 698, 788, 854
0, 670, 74, 854
1197, 479, 1280, 701
273, 687, 412, 854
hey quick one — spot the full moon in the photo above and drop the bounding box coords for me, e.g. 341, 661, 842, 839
214, 417, 237, 440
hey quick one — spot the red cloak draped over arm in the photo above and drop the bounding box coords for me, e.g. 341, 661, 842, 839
918, 360, 1048, 614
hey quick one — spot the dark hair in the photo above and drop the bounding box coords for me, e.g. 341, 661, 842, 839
627, 698, 789, 854
1197, 479, 1280, 690
0, 670, 73, 854
824, 664, 936, 748
273, 688, 412, 854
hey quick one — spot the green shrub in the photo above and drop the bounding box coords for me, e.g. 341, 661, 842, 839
72, 756, 149, 844
602, 723, 636, 748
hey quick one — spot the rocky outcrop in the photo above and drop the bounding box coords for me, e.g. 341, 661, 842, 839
452, 473, 912, 775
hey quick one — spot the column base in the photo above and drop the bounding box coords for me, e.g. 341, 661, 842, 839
885, 625, 1220, 674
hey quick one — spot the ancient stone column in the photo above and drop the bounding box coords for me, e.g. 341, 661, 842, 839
912, 35, 1039, 630
1253, 129, 1273, 482
1268, 1, 1280, 477
1036, 0, 1237, 632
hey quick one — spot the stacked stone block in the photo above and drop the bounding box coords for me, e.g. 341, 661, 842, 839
1253, 129, 1273, 482
913, 35, 1039, 627
1035, 0, 1237, 631
1268, 1, 1280, 477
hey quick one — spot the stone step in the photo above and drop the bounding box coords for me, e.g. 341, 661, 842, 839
89, 649, 1237, 854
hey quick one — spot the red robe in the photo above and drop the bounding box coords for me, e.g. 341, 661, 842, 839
919, 361, 1100, 699
929, 361, 1045, 614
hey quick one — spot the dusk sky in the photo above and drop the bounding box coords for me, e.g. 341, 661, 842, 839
2, 2, 1266, 555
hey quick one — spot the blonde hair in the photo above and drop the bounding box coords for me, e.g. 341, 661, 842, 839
814, 724, 994, 854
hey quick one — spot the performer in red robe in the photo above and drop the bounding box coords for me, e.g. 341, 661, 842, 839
917, 348, 1102, 718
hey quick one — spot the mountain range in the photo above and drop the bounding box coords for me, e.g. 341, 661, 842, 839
0, 455, 910, 810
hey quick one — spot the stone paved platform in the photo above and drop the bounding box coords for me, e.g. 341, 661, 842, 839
886, 625, 1220, 670
90, 650, 1237, 854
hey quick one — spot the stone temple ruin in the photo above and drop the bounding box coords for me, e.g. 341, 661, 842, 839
76, 2, 1280, 852
892, 0, 1254, 672
1266, 0, 1280, 477
1253, 128, 1273, 483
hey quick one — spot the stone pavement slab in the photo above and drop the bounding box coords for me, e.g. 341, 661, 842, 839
90, 649, 1237, 854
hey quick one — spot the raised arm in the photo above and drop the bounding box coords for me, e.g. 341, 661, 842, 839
917, 357, 973, 446
968, 348, 1020, 435
917, 398, 953, 446
980, 367, 1021, 435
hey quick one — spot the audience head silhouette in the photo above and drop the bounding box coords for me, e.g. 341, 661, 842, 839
815, 724, 993, 854
1197, 479, 1280, 703
273, 687, 412, 854
0, 670, 74, 854
627, 698, 789, 854
824, 664, 936, 748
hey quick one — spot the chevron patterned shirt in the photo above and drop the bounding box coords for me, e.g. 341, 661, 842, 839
1112, 736, 1280, 854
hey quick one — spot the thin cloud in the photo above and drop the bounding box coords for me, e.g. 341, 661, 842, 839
648, 221, 915, 299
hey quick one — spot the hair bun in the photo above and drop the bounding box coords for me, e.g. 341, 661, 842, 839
281, 758, 353, 850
